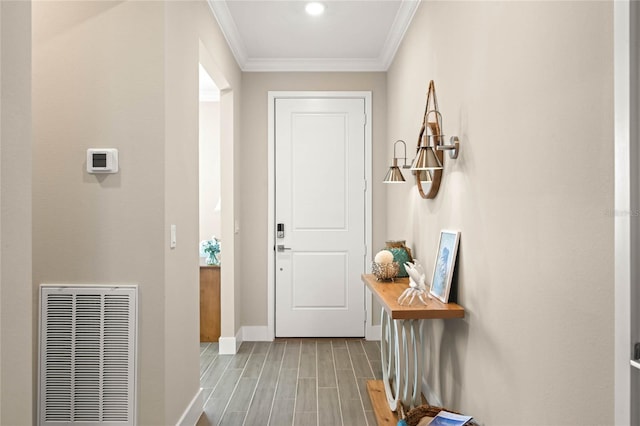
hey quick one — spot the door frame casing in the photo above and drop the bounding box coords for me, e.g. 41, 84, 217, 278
614, 0, 637, 423
267, 91, 373, 340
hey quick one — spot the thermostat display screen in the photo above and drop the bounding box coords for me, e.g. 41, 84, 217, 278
87, 148, 118, 174
93, 154, 107, 168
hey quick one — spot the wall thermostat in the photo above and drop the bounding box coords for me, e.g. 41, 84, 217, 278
87, 148, 118, 174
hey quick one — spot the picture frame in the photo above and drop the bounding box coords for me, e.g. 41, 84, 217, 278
429, 230, 461, 303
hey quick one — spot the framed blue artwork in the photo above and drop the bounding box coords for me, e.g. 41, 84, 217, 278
429, 230, 461, 303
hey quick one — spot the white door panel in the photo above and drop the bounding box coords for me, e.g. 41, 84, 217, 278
275, 97, 366, 337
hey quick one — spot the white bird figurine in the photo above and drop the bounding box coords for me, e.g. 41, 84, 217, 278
397, 261, 430, 305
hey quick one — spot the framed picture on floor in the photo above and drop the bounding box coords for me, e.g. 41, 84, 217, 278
429, 230, 460, 303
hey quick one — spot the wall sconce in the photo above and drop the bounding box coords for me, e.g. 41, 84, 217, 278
383, 80, 460, 198
383, 140, 412, 183
412, 80, 460, 199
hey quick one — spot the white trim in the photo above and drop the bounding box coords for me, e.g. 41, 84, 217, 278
218, 328, 242, 355
268, 91, 373, 340
363, 96, 374, 342
175, 388, 203, 426
365, 325, 381, 342
267, 93, 276, 342
206, 0, 248, 69
218, 337, 236, 355
242, 58, 387, 73
379, 0, 420, 70
206, 1, 418, 72
614, 1, 632, 424
241, 326, 272, 342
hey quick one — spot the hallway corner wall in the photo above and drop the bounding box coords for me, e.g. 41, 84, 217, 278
387, 1, 614, 423
239, 72, 387, 330
0, 1, 33, 424
32, 2, 168, 423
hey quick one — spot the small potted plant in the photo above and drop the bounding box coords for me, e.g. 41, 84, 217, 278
200, 237, 221, 266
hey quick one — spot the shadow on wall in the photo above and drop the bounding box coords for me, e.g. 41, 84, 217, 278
32, 1, 121, 45
438, 318, 469, 410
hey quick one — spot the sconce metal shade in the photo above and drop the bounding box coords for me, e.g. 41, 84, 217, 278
383, 141, 411, 184
383, 158, 406, 183
383, 166, 405, 183
418, 170, 432, 183
411, 146, 443, 171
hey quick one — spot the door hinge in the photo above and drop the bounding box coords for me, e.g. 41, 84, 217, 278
363, 114, 367, 127
632, 343, 640, 370
364, 309, 367, 324
364, 180, 367, 192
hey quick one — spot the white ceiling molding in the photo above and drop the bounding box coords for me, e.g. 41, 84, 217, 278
207, 0, 248, 68
379, 0, 420, 70
207, 0, 420, 72
242, 58, 389, 73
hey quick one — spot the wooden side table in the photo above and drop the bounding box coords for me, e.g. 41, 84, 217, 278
362, 274, 464, 414
200, 265, 221, 342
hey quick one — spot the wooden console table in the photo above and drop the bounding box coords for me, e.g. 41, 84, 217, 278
362, 274, 464, 417
200, 265, 221, 342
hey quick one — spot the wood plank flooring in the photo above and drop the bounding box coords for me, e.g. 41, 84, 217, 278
197, 339, 382, 426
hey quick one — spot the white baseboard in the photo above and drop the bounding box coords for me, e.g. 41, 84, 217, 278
241, 326, 272, 341
366, 324, 381, 341
175, 388, 203, 426
219, 328, 243, 355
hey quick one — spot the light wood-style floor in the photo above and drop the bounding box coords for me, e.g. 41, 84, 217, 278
196, 339, 382, 426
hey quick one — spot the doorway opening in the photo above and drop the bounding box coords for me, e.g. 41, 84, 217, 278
267, 91, 374, 340
198, 63, 222, 344
199, 40, 237, 354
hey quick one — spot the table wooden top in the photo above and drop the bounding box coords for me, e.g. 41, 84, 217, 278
362, 274, 465, 320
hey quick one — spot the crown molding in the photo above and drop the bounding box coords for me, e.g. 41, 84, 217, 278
379, 0, 420, 70
242, 58, 388, 73
207, 0, 248, 69
207, 0, 419, 72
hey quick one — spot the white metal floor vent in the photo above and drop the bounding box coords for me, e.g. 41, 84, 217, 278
39, 285, 137, 426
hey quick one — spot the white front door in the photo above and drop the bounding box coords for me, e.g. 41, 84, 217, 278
275, 97, 366, 337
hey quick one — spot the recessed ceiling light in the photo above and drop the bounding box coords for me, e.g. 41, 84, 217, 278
305, 2, 326, 16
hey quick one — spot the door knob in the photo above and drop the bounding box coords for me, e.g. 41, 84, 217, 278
277, 245, 292, 252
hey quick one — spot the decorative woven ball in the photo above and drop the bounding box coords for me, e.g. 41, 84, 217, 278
371, 261, 399, 281
374, 249, 394, 264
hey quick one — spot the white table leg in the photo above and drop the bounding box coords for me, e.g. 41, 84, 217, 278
381, 307, 401, 411
380, 308, 424, 411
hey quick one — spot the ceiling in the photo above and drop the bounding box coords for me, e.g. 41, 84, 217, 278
207, 0, 420, 72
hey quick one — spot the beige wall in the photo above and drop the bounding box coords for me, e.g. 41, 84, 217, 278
198, 22, 243, 342
239, 72, 387, 327
199, 101, 222, 243
387, 1, 614, 423
4, 0, 619, 423
0, 1, 33, 424
164, 2, 201, 421
32, 1, 241, 423
33, 3, 168, 423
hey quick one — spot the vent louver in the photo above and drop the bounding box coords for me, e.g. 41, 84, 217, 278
39, 286, 137, 426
